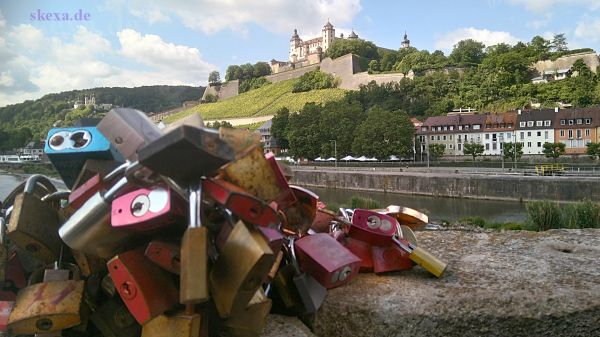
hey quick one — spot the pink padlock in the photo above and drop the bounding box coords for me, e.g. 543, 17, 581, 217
294, 233, 361, 289
349, 209, 398, 246
111, 186, 185, 231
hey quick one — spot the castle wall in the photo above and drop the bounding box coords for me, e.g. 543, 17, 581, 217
202, 80, 239, 102
320, 54, 411, 90
265, 64, 320, 84
533, 51, 600, 74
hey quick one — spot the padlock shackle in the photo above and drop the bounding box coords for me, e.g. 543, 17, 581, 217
104, 177, 128, 201
285, 237, 302, 275
41, 191, 70, 203
24, 174, 57, 195
160, 175, 188, 202
392, 235, 413, 253
104, 161, 131, 182
188, 184, 202, 229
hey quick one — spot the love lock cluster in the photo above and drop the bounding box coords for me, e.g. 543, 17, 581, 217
0, 108, 447, 337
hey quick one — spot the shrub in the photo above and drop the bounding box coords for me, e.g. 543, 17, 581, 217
563, 200, 600, 229
239, 77, 271, 93
349, 196, 381, 210
526, 201, 562, 231
292, 70, 337, 93
459, 216, 487, 227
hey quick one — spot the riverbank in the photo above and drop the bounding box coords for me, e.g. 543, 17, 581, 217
0, 163, 59, 178
291, 167, 600, 202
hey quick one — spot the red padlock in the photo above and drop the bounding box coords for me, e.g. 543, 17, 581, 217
107, 248, 179, 325
203, 178, 278, 227
294, 233, 361, 289
68, 173, 104, 210
111, 185, 186, 231
342, 237, 374, 273
257, 226, 284, 255
0, 301, 13, 332
144, 241, 181, 275
371, 244, 414, 274
349, 209, 398, 246
265, 153, 297, 209
282, 186, 319, 235
311, 208, 336, 233
0, 253, 26, 301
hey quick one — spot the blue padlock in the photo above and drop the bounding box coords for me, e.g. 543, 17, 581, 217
44, 127, 124, 189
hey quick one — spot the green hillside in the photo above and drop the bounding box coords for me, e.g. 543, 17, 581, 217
165, 78, 347, 122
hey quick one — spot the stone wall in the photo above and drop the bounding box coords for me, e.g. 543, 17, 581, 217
266, 64, 320, 84
320, 54, 413, 89
533, 51, 600, 74
202, 81, 239, 101
291, 169, 600, 202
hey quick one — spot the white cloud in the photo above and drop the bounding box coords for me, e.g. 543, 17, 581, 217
0, 10, 6, 31
0, 24, 215, 107
574, 16, 600, 42
435, 27, 521, 50
507, 0, 600, 13
113, 0, 362, 35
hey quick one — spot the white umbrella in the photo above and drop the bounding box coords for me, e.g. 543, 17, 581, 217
341, 155, 356, 161
367, 157, 378, 161
326, 157, 336, 161
356, 156, 368, 161
389, 155, 400, 161
314, 157, 324, 161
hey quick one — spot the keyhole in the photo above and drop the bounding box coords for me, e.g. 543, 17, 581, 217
120, 281, 137, 300
50, 135, 64, 146
249, 206, 259, 218
26, 243, 40, 253
132, 202, 143, 213
36, 318, 53, 331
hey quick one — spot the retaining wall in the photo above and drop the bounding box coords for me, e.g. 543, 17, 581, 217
291, 169, 600, 202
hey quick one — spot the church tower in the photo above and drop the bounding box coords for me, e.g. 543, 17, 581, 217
290, 29, 301, 62
401, 31, 411, 49
321, 21, 335, 51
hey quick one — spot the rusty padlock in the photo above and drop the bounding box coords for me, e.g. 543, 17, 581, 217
221, 288, 272, 337
111, 185, 186, 232
294, 233, 361, 289
8, 268, 84, 334
144, 240, 181, 275
220, 146, 286, 203
382, 205, 429, 231
203, 177, 278, 227
44, 126, 124, 189
0, 252, 26, 301
265, 153, 297, 209
59, 163, 138, 258
349, 209, 399, 246
97, 108, 163, 161
281, 186, 319, 235
107, 248, 179, 325
7, 175, 61, 263
210, 220, 274, 318
311, 208, 337, 233
218, 126, 261, 156
141, 308, 203, 337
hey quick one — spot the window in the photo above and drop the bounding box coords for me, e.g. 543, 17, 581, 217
507, 133, 512, 139
449, 144, 454, 149
458, 125, 463, 130
473, 125, 480, 130
527, 131, 531, 137
486, 124, 491, 128
465, 125, 470, 130
537, 131, 541, 137
576, 119, 583, 125
527, 142, 531, 147
442, 135, 447, 140
449, 135, 453, 140
568, 119, 574, 125
537, 142, 541, 147
544, 120, 551, 127
492, 133, 497, 140
585, 129, 590, 137
520, 132, 524, 140
536, 121, 543, 127
430, 136, 434, 140
527, 121, 534, 127
586, 139, 592, 145
577, 129, 582, 139
500, 123, 505, 128
449, 126, 454, 131
508, 123, 513, 128
443, 126, 447, 131
437, 135, 441, 141
458, 135, 462, 140
544, 131, 548, 139
438, 126, 442, 131
422, 126, 428, 131
560, 120, 566, 125
500, 143, 504, 149
485, 144, 489, 150
458, 144, 462, 150
585, 118, 591, 124
485, 134, 490, 140
560, 130, 565, 137
520, 121, 526, 127
568, 130, 573, 139
492, 143, 497, 150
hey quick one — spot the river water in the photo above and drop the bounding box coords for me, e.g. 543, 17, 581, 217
307, 186, 528, 224
1, 174, 528, 223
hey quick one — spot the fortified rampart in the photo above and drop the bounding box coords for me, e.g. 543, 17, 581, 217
201, 80, 239, 102
533, 51, 599, 74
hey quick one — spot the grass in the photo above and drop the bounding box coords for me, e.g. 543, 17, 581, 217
324, 195, 382, 212
164, 78, 347, 122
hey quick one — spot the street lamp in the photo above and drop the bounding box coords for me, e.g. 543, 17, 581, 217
330, 140, 337, 168
499, 133, 504, 170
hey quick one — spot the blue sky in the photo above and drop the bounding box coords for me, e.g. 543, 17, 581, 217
1, 0, 600, 106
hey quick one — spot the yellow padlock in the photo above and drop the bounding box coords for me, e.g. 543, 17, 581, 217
141, 308, 203, 337
393, 235, 446, 278
222, 288, 272, 337
210, 220, 274, 318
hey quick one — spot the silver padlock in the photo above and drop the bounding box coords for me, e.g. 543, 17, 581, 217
287, 237, 326, 314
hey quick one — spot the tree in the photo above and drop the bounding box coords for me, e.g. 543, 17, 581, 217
586, 142, 600, 161
206, 121, 233, 129
463, 141, 484, 163
449, 39, 485, 66
551, 33, 568, 52
368, 60, 380, 73
208, 71, 221, 85
324, 39, 379, 60
543, 142, 566, 162
271, 107, 290, 150
352, 106, 414, 159
428, 143, 446, 161
571, 59, 592, 78
529, 36, 551, 60
503, 142, 523, 167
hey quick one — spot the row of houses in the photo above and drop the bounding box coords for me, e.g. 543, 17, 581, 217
416, 107, 600, 156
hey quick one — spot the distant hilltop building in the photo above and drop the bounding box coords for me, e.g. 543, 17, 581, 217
72, 93, 113, 110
